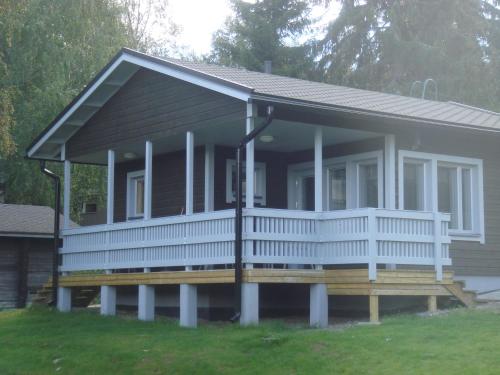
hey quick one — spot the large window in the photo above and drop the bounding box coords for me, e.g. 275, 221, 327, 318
288, 151, 383, 211
226, 160, 266, 206
399, 150, 484, 242
127, 170, 145, 220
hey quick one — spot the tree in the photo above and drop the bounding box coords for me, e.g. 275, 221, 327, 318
316, 0, 500, 110
209, 0, 321, 78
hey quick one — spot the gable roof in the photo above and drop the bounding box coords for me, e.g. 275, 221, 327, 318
0, 203, 75, 238
27, 48, 500, 160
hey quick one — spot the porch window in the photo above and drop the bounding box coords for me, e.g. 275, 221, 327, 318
226, 160, 266, 205
328, 166, 346, 210
357, 161, 379, 208
399, 150, 484, 242
127, 170, 145, 220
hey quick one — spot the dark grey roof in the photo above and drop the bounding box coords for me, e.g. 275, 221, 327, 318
0, 203, 75, 237
159, 55, 500, 131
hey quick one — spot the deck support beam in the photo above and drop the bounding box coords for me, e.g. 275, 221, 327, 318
100, 285, 116, 316
428, 295, 438, 313
144, 141, 153, 220
240, 283, 259, 325
57, 287, 71, 312
106, 150, 115, 224
314, 127, 323, 212
180, 284, 197, 327
369, 295, 379, 323
186, 132, 194, 215
310, 283, 328, 328
138, 284, 155, 321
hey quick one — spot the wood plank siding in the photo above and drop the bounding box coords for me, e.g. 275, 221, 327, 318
66, 68, 246, 159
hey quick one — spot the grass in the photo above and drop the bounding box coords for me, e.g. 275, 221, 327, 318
0, 307, 499, 374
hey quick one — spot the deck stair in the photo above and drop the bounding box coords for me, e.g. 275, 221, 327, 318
32, 280, 99, 308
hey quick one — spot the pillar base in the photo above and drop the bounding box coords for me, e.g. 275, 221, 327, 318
100, 285, 116, 316
138, 285, 155, 321
180, 284, 197, 327
310, 283, 328, 328
241, 283, 259, 326
57, 287, 71, 312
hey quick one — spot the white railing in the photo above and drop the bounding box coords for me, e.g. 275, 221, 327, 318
60, 208, 451, 280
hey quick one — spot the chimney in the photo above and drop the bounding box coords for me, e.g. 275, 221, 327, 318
264, 60, 272, 74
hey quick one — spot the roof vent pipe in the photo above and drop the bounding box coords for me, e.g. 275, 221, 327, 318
264, 60, 272, 74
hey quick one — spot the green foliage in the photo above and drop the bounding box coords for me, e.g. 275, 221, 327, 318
209, 0, 320, 79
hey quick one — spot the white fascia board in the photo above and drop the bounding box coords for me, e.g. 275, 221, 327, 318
28, 52, 252, 159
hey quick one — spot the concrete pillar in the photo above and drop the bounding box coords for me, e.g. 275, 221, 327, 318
180, 284, 197, 327
240, 283, 259, 326
57, 287, 72, 312
138, 285, 155, 321
310, 283, 328, 328
100, 285, 116, 316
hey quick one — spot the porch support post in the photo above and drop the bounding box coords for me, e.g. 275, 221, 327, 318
57, 287, 71, 312
63, 158, 71, 230
246, 103, 256, 209
100, 285, 116, 316
310, 283, 328, 328
144, 141, 153, 220
138, 284, 155, 321
180, 284, 198, 328
204, 144, 214, 212
369, 295, 379, 323
384, 135, 396, 210
240, 282, 259, 325
314, 127, 323, 212
186, 131, 194, 215
107, 150, 115, 224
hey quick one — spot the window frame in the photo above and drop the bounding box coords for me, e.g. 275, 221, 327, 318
225, 159, 267, 206
126, 169, 145, 220
398, 150, 484, 243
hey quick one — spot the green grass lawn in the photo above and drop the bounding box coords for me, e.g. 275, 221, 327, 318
0, 307, 499, 375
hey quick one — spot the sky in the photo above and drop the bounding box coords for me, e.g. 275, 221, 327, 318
166, 0, 341, 56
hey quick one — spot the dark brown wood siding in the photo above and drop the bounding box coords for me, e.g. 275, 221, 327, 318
67, 69, 246, 159
395, 127, 500, 276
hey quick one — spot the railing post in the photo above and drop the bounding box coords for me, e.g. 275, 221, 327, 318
433, 212, 443, 281
368, 209, 377, 281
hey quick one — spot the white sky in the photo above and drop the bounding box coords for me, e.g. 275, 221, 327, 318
166, 0, 341, 56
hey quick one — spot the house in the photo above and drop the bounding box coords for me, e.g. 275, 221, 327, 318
0, 203, 65, 308
26, 48, 500, 326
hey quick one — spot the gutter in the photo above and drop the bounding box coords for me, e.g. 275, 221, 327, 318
39, 161, 61, 306
230, 105, 274, 323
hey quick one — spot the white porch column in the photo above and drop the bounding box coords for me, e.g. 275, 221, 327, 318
57, 287, 71, 312
138, 284, 155, 321
314, 127, 323, 212
144, 141, 153, 220
186, 131, 194, 215
240, 282, 259, 325
63, 159, 71, 230
107, 150, 115, 224
100, 285, 116, 316
384, 134, 396, 210
204, 144, 214, 212
246, 103, 256, 209
310, 283, 328, 328
180, 284, 198, 327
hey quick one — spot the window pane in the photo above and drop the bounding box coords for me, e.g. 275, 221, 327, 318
404, 162, 424, 211
359, 163, 378, 208
135, 178, 144, 215
462, 168, 472, 230
438, 167, 458, 229
303, 176, 315, 211
329, 167, 346, 210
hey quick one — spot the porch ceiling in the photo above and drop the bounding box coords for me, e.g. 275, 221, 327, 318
72, 118, 381, 165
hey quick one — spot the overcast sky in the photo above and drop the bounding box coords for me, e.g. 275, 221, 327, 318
166, 0, 341, 56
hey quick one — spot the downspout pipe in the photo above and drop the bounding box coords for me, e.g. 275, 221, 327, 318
39, 161, 61, 306
231, 104, 274, 322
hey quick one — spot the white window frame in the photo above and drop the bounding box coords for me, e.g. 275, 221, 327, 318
225, 159, 267, 206
126, 170, 145, 220
398, 150, 485, 243
287, 151, 384, 210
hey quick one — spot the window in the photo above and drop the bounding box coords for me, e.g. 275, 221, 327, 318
127, 170, 145, 220
288, 151, 383, 211
399, 150, 484, 242
226, 160, 266, 205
